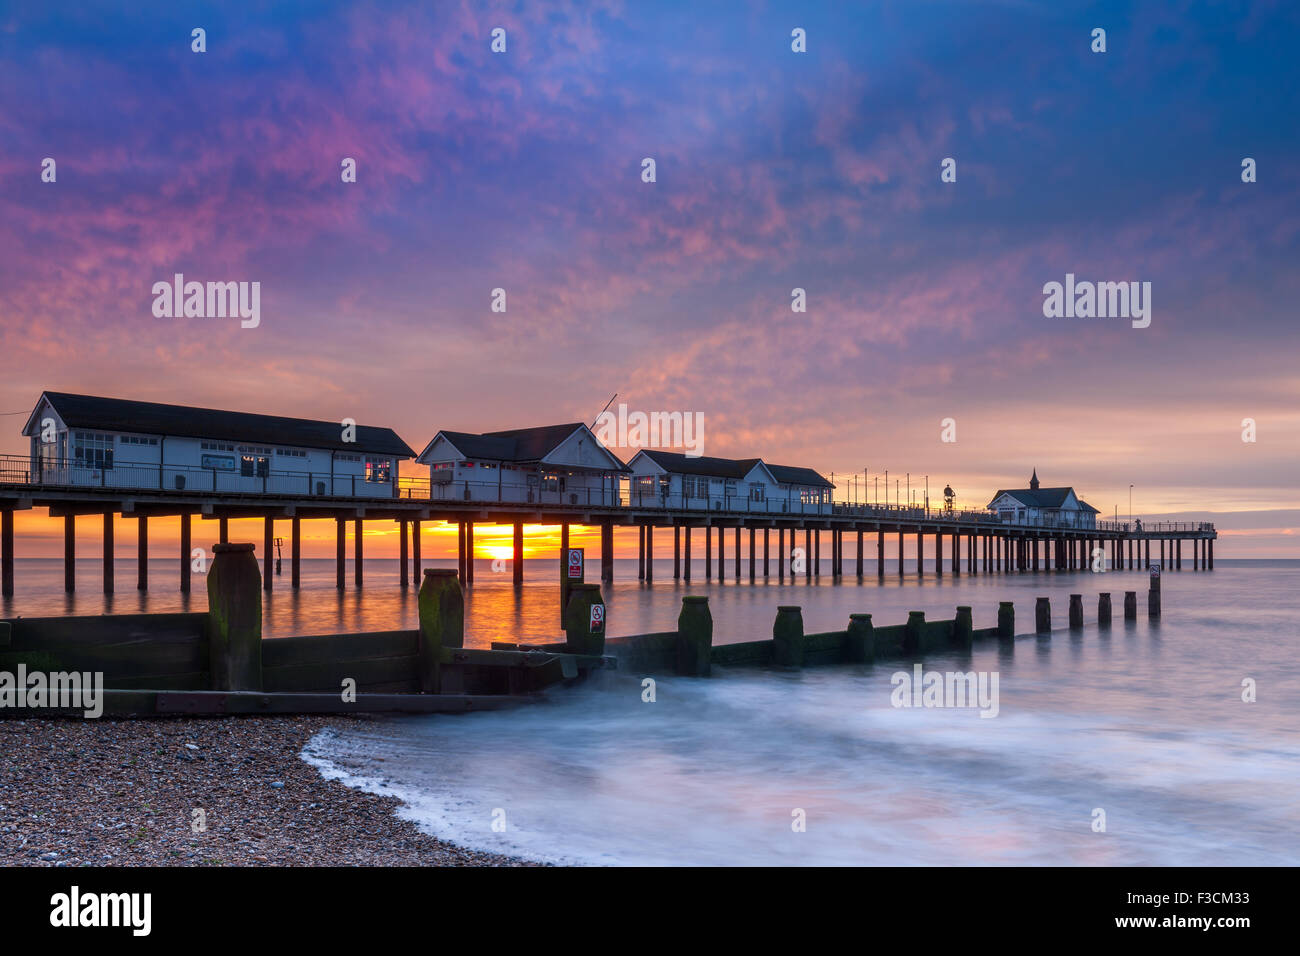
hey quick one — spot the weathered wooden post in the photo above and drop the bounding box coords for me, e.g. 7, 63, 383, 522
1068, 594, 1083, 629
206, 543, 262, 691
846, 613, 874, 663
1098, 592, 1112, 626
1035, 597, 1051, 634
676, 596, 712, 676
997, 601, 1015, 639
1148, 566, 1161, 618
903, 610, 926, 655
563, 582, 606, 656
773, 605, 805, 667
1124, 591, 1137, 620
953, 606, 974, 649
418, 569, 463, 694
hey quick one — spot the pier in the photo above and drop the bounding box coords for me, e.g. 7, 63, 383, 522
0, 459, 1216, 596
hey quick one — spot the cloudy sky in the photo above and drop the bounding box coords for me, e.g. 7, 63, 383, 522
1, 0, 1297, 557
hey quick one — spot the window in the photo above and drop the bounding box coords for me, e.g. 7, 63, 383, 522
241, 455, 270, 478
432, 462, 454, 471
541, 472, 566, 493
276, 448, 307, 458
365, 458, 392, 483
336, 453, 361, 462
72, 431, 114, 470
749, 483, 766, 502
723, 480, 737, 497
120, 435, 159, 446
201, 441, 235, 452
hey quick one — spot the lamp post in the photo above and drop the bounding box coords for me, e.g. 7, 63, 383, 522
1129, 484, 1133, 529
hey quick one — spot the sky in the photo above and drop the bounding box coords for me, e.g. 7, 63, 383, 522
1, 0, 1297, 559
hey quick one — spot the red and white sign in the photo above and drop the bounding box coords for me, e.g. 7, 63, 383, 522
567, 549, 584, 579
589, 603, 605, 631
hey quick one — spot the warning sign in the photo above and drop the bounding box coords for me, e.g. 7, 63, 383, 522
589, 603, 605, 631
568, 549, 584, 579
1150, 564, 1161, 577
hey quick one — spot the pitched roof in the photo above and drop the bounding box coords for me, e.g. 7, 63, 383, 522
31, 392, 415, 457
636, 450, 834, 488
429, 423, 630, 471
988, 487, 1080, 509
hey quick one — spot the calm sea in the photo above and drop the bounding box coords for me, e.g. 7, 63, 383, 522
6, 558, 1299, 865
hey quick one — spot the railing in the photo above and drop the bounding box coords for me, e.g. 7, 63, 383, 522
0, 454, 414, 500
1097, 520, 1215, 534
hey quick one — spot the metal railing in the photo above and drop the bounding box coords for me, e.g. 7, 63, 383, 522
1097, 520, 1215, 534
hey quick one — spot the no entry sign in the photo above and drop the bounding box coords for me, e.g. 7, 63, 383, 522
568, 549, 584, 579
589, 603, 605, 631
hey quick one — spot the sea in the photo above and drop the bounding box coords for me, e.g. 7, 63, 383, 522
5, 557, 1298, 866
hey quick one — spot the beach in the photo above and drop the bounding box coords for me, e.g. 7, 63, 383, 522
0, 715, 533, 867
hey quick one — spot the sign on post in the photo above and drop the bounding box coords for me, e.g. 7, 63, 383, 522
561, 547, 584, 625
589, 603, 605, 633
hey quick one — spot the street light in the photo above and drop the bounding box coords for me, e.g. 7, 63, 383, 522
1129, 484, 1134, 527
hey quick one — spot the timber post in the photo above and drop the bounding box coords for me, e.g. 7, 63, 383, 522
417, 568, 464, 694
772, 605, 805, 667
676, 596, 712, 677
206, 542, 262, 691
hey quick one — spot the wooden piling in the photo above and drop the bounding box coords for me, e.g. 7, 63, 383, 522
772, 605, 805, 667
734, 524, 741, 580
0, 509, 13, 598
749, 527, 756, 582
777, 527, 784, 580
176, 515, 186, 593
1035, 597, 1051, 634
465, 521, 474, 584
1124, 591, 1137, 620
916, 530, 924, 577
354, 518, 364, 587
997, 601, 1015, 639
400, 520, 409, 588
63, 515, 74, 592
413, 519, 421, 579
264, 517, 274, 592
100, 512, 113, 594
417, 569, 463, 694
846, 613, 874, 662
903, 611, 925, 655
637, 524, 645, 580
563, 582, 606, 656
676, 596, 712, 676
705, 525, 713, 580
513, 521, 524, 586
1148, 567, 1161, 618
206, 543, 262, 691
646, 524, 654, 583
684, 526, 692, 581
953, 606, 973, 648
763, 527, 770, 577
877, 530, 884, 580
674, 524, 681, 579
291, 517, 301, 589
336, 518, 346, 589
1068, 594, 1083, 629
457, 521, 466, 584
1098, 592, 1111, 626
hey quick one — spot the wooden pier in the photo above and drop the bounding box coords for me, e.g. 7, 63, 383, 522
0, 477, 1216, 597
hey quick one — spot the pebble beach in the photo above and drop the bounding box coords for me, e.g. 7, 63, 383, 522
0, 716, 535, 867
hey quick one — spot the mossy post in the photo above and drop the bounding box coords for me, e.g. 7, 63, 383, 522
772, 606, 804, 667
1035, 597, 1051, 635
418, 569, 463, 693
953, 606, 974, 649
1068, 594, 1083, 629
997, 602, 1015, 639
206, 542, 262, 691
846, 613, 874, 663
563, 582, 606, 655
903, 611, 925, 655
1098, 592, 1112, 627
1124, 591, 1137, 620
1148, 567, 1161, 619
676, 596, 712, 676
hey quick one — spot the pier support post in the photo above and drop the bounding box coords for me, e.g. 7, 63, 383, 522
1176, 539, 1182, 570
1069, 594, 1083, 629
291, 517, 301, 589
997, 601, 1015, 639
457, 522, 466, 584
206, 543, 262, 691
953, 606, 974, 649
638, 525, 645, 580
400, 520, 409, 588
916, 530, 924, 577
646, 525, 654, 583
336, 518, 346, 589
763, 527, 770, 577
353, 519, 364, 587
676, 596, 712, 676
137, 515, 148, 590
904, 611, 926, 655
177, 515, 187, 593
777, 528, 784, 581
749, 527, 755, 582
1145, 539, 1151, 569
264, 517, 274, 592
1208, 540, 1214, 570
1124, 591, 1137, 620
465, 522, 474, 584
1035, 597, 1051, 634
935, 530, 943, 578
674, 525, 681, 579
417, 569, 464, 694
814, 528, 821, 577
846, 613, 874, 662
218, 517, 229, 545
897, 530, 904, 578
877, 530, 884, 579
684, 526, 693, 581
705, 526, 713, 580
0, 509, 12, 598
806, 528, 813, 579
513, 522, 524, 586
1148, 568, 1161, 618
101, 512, 113, 594
63, 515, 75, 593
734, 525, 741, 580
1098, 593, 1112, 626
856, 530, 864, 579
773, 605, 805, 667
413, 520, 421, 579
